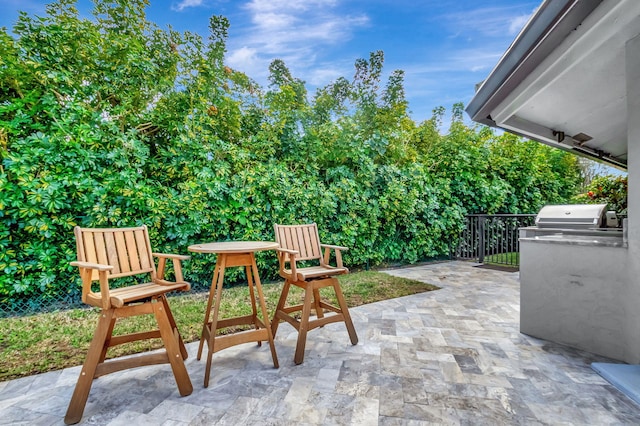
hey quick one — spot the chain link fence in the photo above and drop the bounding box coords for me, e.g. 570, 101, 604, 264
1, 281, 214, 318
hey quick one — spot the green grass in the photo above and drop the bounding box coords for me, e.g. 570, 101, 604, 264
483, 251, 519, 266
0, 270, 438, 381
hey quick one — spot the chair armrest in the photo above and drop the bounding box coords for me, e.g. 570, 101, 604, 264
320, 244, 349, 251
152, 252, 191, 261
320, 244, 348, 268
276, 248, 299, 256
70, 261, 114, 272
71, 261, 113, 309
153, 253, 189, 283
154, 279, 191, 291
275, 248, 298, 279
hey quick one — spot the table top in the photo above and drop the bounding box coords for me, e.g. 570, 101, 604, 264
188, 241, 279, 254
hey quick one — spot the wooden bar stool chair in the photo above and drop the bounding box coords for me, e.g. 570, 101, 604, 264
271, 223, 358, 364
64, 225, 193, 425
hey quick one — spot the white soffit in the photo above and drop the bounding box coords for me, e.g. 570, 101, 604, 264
468, 0, 640, 170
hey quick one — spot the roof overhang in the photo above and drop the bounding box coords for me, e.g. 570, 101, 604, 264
466, 0, 640, 171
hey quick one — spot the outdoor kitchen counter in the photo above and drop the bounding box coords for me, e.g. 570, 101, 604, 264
521, 234, 626, 248
519, 226, 626, 248
519, 227, 628, 362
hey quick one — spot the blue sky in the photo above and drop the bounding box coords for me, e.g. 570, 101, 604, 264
0, 0, 540, 123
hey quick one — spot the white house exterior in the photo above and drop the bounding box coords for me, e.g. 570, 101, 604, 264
466, 0, 640, 364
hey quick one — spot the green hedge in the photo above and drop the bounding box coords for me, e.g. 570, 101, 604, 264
0, 1, 583, 311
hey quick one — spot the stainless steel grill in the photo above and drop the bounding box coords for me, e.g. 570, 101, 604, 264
535, 204, 608, 229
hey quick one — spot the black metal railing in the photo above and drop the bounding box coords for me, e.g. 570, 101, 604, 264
456, 214, 536, 268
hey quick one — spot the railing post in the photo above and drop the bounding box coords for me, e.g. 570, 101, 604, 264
478, 216, 486, 264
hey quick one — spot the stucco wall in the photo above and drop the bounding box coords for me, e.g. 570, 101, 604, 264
520, 239, 628, 361
624, 33, 640, 364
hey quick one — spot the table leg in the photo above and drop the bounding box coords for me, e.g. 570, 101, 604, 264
246, 265, 262, 347
197, 250, 279, 387
250, 254, 279, 368
198, 257, 220, 360
203, 254, 227, 388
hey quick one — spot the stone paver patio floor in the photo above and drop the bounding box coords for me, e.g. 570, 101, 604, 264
1, 261, 639, 424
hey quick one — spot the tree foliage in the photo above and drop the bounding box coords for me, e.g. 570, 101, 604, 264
0, 0, 584, 307
572, 175, 627, 214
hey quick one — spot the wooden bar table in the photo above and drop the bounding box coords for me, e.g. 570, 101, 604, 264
188, 241, 279, 387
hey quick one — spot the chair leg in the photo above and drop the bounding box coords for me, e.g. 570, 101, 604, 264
271, 279, 291, 339
161, 295, 188, 360
153, 299, 193, 396
332, 278, 358, 345
98, 315, 116, 364
294, 284, 314, 365
313, 288, 324, 320
64, 309, 115, 425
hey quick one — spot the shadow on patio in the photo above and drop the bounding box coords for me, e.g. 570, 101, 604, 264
1, 261, 638, 424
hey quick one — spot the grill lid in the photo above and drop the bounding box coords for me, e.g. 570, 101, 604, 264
535, 204, 608, 229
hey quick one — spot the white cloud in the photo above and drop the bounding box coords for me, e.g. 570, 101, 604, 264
225, 0, 369, 88
404, 48, 503, 76
451, 49, 504, 72
444, 5, 537, 39
508, 13, 532, 35
227, 46, 261, 70
245, 0, 338, 14
252, 12, 296, 31
307, 66, 345, 86
172, 0, 205, 12
408, 3, 538, 109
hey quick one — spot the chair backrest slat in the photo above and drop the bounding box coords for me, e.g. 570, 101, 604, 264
275, 223, 323, 261
124, 230, 141, 271
114, 231, 129, 273
288, 227, 300, 255
93, 232, 109, 266
82, 231, 97, 264
74, 225, 156, 282
295, 226, 307, 257
135, 229, 152, 270
104, 232, 119, 274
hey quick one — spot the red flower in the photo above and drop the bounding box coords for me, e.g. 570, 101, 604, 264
587, 191, 595, 199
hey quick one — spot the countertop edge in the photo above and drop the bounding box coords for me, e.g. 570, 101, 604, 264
519, 236, 627, 248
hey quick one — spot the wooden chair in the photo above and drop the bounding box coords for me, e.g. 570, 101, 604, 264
272, 223, 358, 364
64, 225, 193, 425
